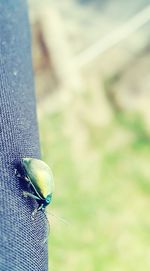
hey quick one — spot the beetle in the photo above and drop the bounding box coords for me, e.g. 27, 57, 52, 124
17, 157, 54, 219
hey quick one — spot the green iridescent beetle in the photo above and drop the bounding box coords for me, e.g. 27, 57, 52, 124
18, 158, 54, 218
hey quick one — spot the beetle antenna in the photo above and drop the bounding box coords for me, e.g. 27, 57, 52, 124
47, 212, 69, 226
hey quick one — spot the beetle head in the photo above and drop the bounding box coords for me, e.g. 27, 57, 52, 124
45, 194, 52, 205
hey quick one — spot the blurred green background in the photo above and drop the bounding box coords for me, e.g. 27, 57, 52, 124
29, 1, 150, 270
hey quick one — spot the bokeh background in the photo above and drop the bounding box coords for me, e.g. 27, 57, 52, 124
28, 1, 150, 270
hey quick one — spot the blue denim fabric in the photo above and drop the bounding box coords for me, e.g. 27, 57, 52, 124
0, 1, 48, 270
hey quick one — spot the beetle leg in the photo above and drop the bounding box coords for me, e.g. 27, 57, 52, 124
23, 191, 41, 200
15, 169, 30, 183
37, 203, 44, 211
31, 204, 44, 220
25, 176, 30, 182
15, 169, 22, 178
31, 208, 38, 220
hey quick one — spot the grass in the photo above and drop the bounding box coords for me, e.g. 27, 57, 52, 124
39, 108, 150, 271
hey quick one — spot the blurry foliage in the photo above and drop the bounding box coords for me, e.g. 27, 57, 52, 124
39, 105, 150, 271
29, 0, 150, 270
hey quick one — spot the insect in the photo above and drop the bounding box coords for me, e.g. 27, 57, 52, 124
17, 157, 54, 219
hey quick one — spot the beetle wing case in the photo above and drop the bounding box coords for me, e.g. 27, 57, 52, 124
22, 158, 54, 200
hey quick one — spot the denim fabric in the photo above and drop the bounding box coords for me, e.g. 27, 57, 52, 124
0, 1, 48, 270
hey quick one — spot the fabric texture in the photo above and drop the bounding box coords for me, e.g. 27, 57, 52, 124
0, 1, 48, 270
